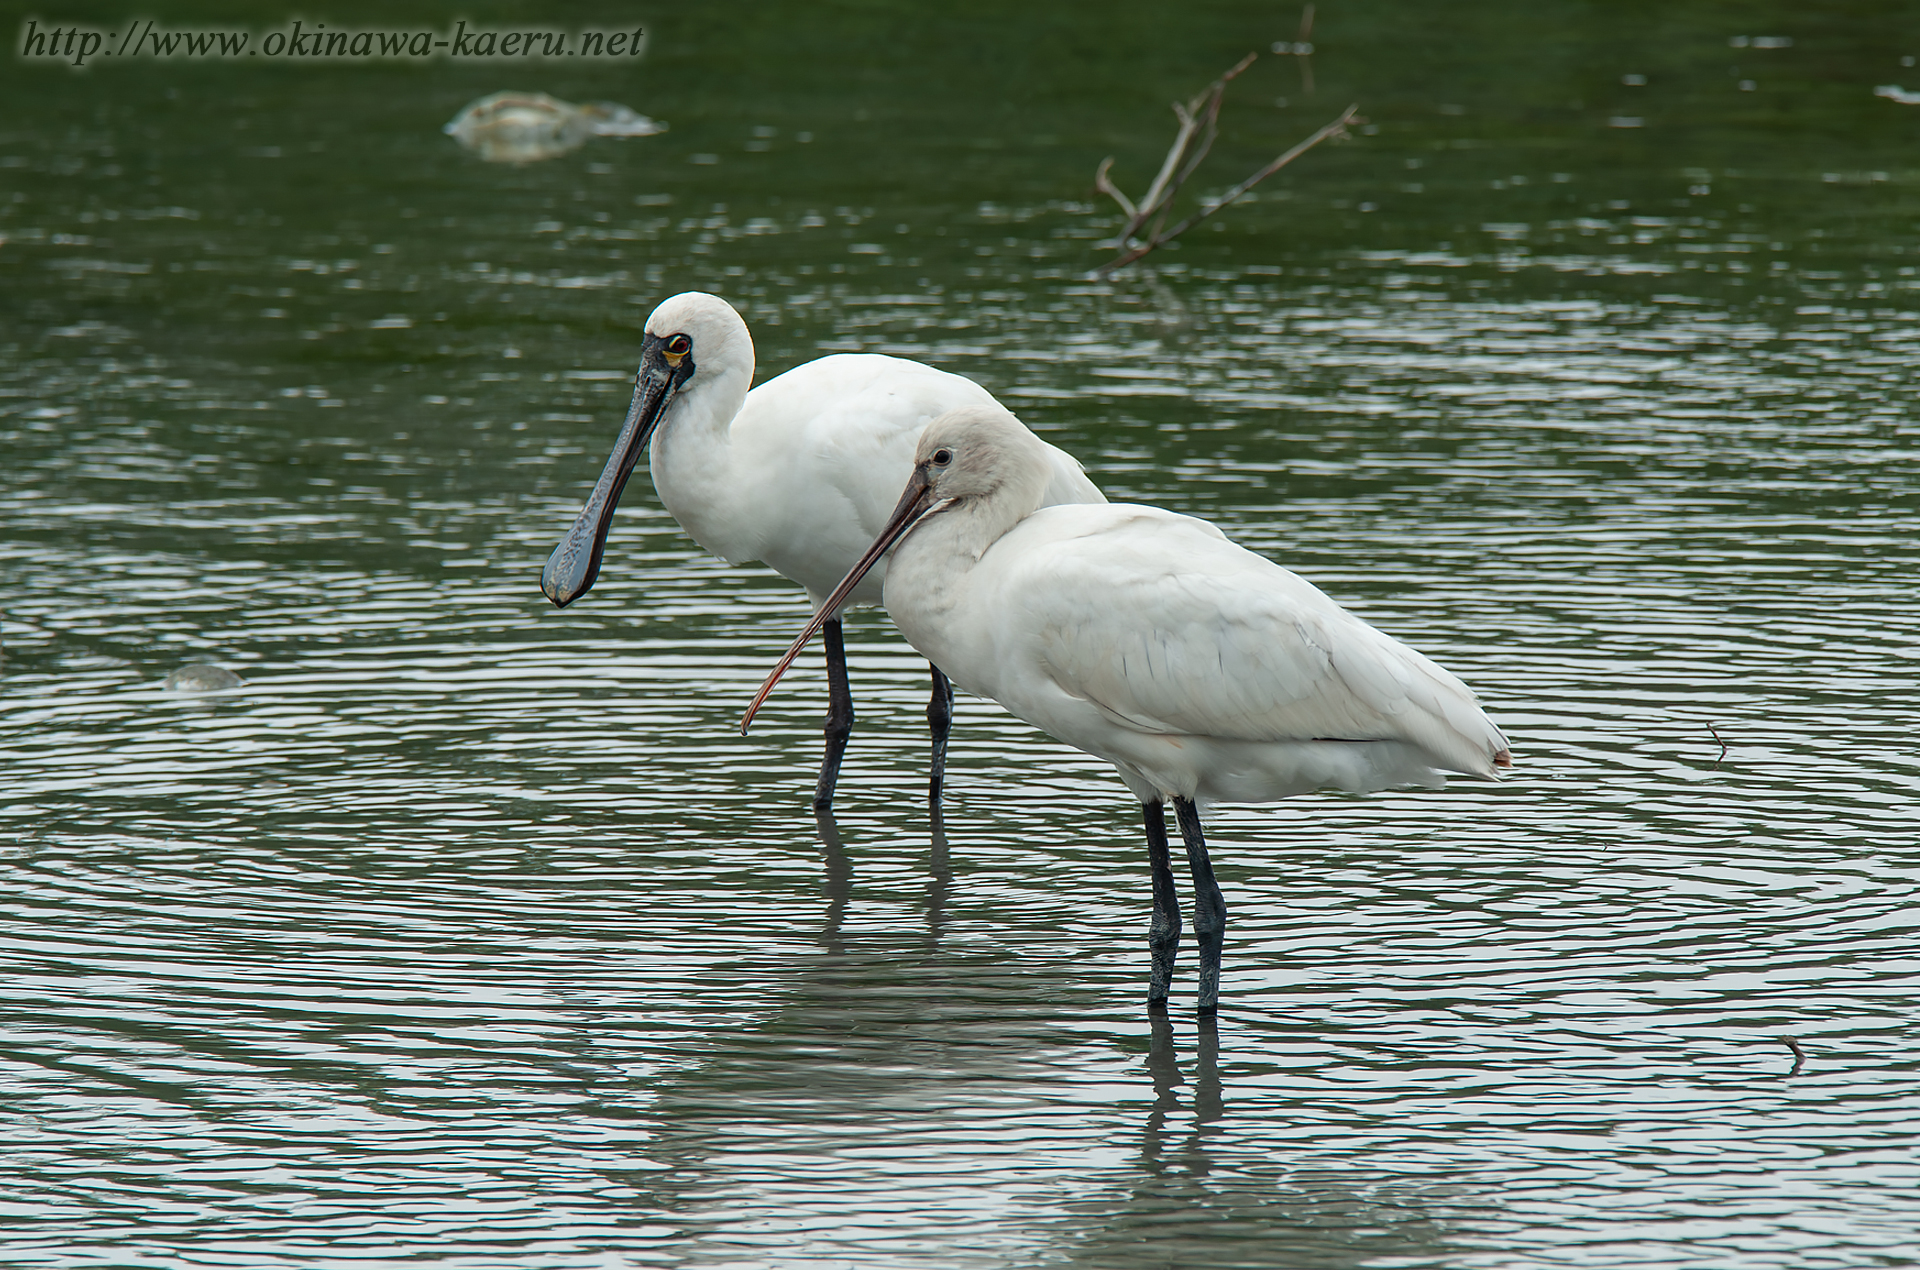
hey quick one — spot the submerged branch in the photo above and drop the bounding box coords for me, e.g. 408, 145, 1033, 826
1093, 157, 1137, 220
1091, 41, 1358, 277
1146, 105, 1359, 245
1097, 52, 1256, 248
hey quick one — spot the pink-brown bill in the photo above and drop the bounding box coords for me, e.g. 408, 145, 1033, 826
740, 466, 942, 734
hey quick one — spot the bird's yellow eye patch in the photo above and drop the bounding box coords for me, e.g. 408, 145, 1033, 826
662, 333, 692, 365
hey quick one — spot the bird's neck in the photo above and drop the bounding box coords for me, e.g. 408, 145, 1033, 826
886, 482, 1039, 636
646, 363, 755, 561
933, 492, 1027, 564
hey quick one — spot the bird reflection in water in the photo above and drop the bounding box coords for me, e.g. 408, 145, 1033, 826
1144, 1007, 1223, 1175
923, 804, 951, 945
808, 805, 952, 955
811, 807, 853, 957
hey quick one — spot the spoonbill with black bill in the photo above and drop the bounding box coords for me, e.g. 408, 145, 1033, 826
542, 292, 1104, 810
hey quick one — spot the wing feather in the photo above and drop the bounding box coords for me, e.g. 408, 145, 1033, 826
982, 505, 1505, 775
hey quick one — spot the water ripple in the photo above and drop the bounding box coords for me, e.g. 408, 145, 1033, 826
9, 50, 1920, 1262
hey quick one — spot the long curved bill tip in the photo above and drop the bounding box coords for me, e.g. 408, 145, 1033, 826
542, 514, 598, 607
739, 615, 835, 737
538, 364, 675, 608
740, 469, 939, 736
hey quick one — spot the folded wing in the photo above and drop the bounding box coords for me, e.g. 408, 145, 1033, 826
987, 506, 1508, 778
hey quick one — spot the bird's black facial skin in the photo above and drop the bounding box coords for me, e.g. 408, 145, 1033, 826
644, 329, 698, 388
539, 330, 698, 607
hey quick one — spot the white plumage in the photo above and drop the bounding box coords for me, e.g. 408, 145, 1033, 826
641, 298, 1103, 607
542, 292, 1104, 808
911, 503, 1506, 804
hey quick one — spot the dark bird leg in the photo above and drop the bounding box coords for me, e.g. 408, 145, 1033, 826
927, 664, 955, 810
1175, 797, 1227, 1012
813, 617, 854, 812
1143, 800, 1182, 1005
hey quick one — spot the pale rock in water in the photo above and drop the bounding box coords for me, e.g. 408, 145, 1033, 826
162, 664, 245, 693
444, 91, 667, 163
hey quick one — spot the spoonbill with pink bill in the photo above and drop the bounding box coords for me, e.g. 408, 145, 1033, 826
542, 292, 1105, 810
743, 404, 1510, 1011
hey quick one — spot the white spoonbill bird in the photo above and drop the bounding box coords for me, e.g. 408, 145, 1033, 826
542, 292, 1105, 810
743, 405, 1510, 1011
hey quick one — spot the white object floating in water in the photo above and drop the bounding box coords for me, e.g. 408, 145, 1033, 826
1873, 84, 1920, 105
163, 663, 245, 693
444, 91, 666, 163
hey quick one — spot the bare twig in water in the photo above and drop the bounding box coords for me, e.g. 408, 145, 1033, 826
1271, 4, 1317, 96
1708, 723, 1727, 770
1104, 52, 1256, 252
1780, 1036, 1805, 1077
1092, 49, 1358, 276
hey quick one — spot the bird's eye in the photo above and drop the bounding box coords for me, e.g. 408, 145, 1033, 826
664, 333, 692, 357
931, 448, 953, 467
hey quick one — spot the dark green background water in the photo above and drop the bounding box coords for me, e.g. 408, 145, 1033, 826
4, 2, 1919, 1266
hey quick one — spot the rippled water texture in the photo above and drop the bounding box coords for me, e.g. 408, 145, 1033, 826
4, 2, 1920, 1266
